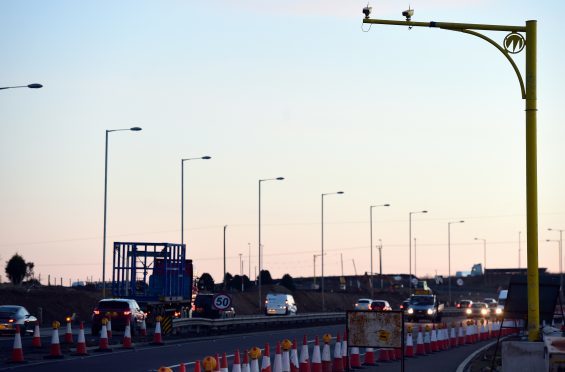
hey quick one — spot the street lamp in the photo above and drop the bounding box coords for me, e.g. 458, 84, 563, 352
548, 227, 564, 300
258, 177, 284, 311
181, 156, 212, 245
370, 204, 390, 297
362, 11, 540, 341
377, 239, 384, 289
474, 238, 487, 282
409, 210, 427, 292
223, 225, 228, 290
0, 83, 43, 90
102, 126, 142, 297
448, 220, 465, 305
321, 191, 344, 311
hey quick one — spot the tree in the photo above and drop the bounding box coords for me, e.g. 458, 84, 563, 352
223, 272, 233, 290
231, 275, 244, 291
280, 273, 296, 291
5, 254, 34, 285
198, 273, 215, 291
260, 270, 273, 285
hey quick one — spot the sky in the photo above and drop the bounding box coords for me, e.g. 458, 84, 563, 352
1, 0, 564, 285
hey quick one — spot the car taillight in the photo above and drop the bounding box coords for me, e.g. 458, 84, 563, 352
456, 304, 460, 308
123, 311, 131, 316
8, 319, 14, 323
468, 304, 472, 308
93, 310, 100, 315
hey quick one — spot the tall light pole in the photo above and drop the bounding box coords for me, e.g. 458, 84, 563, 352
322, 191, 344, 311
448, 220, 465, 305
548, 227, 564, 300
414, 237, 417, 278
239, 253, 244, 292
0, 83, 42, 91
378, 238, 383, 289
370, 204, 390, 298
223, 225, 228, 290
248, 242, 251, 279
409, 210, 427, 292
102, 126, 142, 297
258, 177, 284, 311
313, 254, 323, 288
475, 238, 487, 283
518, 231, 522, 269
362, 12, 540, 341
181, 156, 211, 246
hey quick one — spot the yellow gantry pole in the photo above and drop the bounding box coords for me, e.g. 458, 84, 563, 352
363, 16, 539, 340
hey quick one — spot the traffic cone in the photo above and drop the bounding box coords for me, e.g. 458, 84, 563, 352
140, 318, 147, 337
458, 322, 466, 345
74, 322, 88, 356
96, 321, 112, 352
32, 323, 42, 348
299, 336, 310, 372
405, 333, 414, 358
415, 327, 425, 355
311, 337, 322, 372
233, 350, 242, 372
242, 350, 251, 372
377, 349, 389, 362
123, 320, 133, 349
450, 325, 457, 347
250, 348, 261, 372
395, 347, 401, 360
437, 326, 444, 350
341, 330, 348, 370
46, 322, 64, 359
107, 319, 112, 340
332, 334, 343, 372
151, 317, 164, 345
221, 352, 229, 372
215, 354, 221, 372
11, 325, 25, 363
424, 327, 431, 354
441, 326, 449, 350
273, 343, 283, 372
195, 360, 202, 372
349, 346, 361, 368
64, 319, 73, 344
321, 334, 332, 372
430, 325, 438, 352
290, 340, 299, 372
363, 348, 376, 366
179, 363, 187, 372
261, 343, 272, 372
281, 340, 291, 372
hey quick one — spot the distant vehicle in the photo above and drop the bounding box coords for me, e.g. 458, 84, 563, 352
414, 281, 433, 295
484, 298, 498, 308
354, 299, 373, 311
0, 305, 38, 336
71, 281, 86, 287
406, 295, 444, 322
91, 299, 146, 336
399, 299, 410, 312
370, 300, 392, 311
192, 293, 236, 319
466, 302, 491, 318
457, 300, 473, 309
495, 290, 508, 317
265, 293, 297, 316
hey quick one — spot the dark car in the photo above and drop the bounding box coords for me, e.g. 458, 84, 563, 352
370, 300, 392, 311
457, 300, 473, 309
192, 293, 236, 319
0, 305, 38, 336
399, 299, 410, 311
465, 302, 491, 318
91, 299, 145, 336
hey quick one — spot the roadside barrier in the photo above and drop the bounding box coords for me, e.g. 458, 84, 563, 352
290, 339, 299, 372
151, 316, 164, 346
332, 334, 343, 372
221, 352, 229, 372
46, 321, 63, 359
233, 350, 242, 372
273, 342, 283, 372
363, 348, 376, 366
64, 318, 73, 344
321, 334, 332, 372
311, 337, 322, 372
299, 336, 310, 372
281, 339, 291, 372
11, 325, 25, 363
123, 320, 133, 349
32, 324, 42, 348
242, 350, 251, 372
74, 322, 88, 356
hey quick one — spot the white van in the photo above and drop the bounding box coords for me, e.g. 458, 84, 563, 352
265, 293, 297, 316
496, 289, 508, 317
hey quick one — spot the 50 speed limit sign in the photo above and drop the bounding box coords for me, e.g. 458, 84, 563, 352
212, 293, 232, 310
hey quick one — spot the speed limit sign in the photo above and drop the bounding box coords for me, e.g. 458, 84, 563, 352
212, 293, 232, 310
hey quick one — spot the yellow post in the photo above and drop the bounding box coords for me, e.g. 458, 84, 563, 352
525, 19, 539, 341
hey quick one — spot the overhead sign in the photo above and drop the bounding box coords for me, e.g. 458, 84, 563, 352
212, 293, 232, 310
347, 311, 403, 348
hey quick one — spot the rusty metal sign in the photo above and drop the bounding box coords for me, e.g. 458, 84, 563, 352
346, 310, 403, 348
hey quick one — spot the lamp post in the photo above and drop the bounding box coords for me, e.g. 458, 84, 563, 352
475, 238, 487, 282
370, 204, 390, 297
409, 210, 427, 292
548, 227, 564, 300
181, 156, 211, 246
362, 12, 539, 341
378, 239, 384, 289
102, 126, 142, 297
0, 83, 43, 91
258, 177, 284, 311
239, 253, 244, 292
313, 254, 323, 288
223, 225, 227, 290
448, 220, 465, 305
321, 191, 344, 311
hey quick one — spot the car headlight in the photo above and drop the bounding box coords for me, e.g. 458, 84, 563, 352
495, 308, 502, 314
407, 308, 414, 314
427, 309, 434, 315
466, 309, 472, 314
481, 309, 487, 315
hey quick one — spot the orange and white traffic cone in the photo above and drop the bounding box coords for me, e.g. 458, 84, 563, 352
415, 327, 425, 355
311, 336, 322, 372
96, 320, 112, 352
195, 360, 203, 372
178, 362, 187, 372
74, 322, 88, 356
273, 342, 283, 372
250, 347, 261, 372
11, 325, 25, 363
437, 326, 445, 350
64, 319, 73, 344
377, 348, 389, 362
458, 322, 466, 345
140, 318, 147, 337
290, 340, 299, 372
45, 321, 64, 359
233, 350, 242, 372
107, 319, 112, 340
299, 336, 310, 372
242, 350, 251, 372
32, 323, 42, 348
151, 317, 164, 346
123, 320, 133, 349
424, 326, 431, 354
281, 340, 292, 372
450, 325, 457, 347
332, 334, 343, 372
405, 333, 414, 358
262, 343, 272, 372
431, 325, 438, 352
215, 354, 221, 372
349, 346, 361, 368
363, 348, 376, 366
221, 352, 229, 372
321, 334, 332, 372
341, 330, 348, 370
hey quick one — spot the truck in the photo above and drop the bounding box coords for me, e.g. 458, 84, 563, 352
111, 242, 194, 319
405, 294, 444, 322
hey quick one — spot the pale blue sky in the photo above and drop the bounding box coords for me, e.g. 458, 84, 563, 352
1, 0, 564, 284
